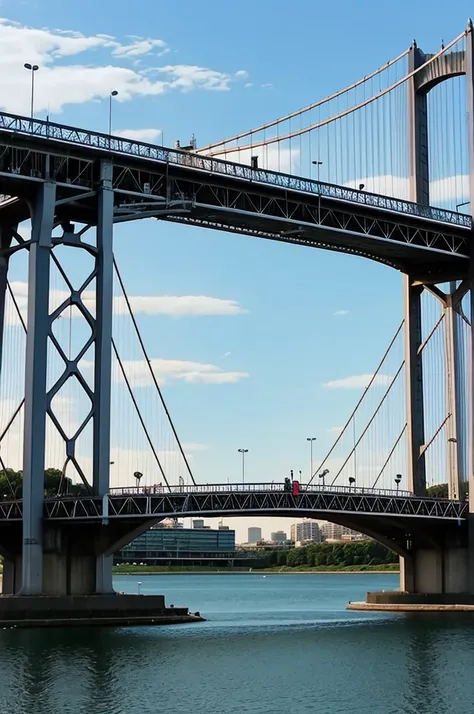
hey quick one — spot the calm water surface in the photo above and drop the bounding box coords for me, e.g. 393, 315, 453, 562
1, 573, 474, 714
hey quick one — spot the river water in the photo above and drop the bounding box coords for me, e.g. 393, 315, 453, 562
1, 573, 474, 714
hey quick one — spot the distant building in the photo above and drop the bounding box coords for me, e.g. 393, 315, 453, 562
271, 530, 288, 543
116, 526, 236, 564
320, 522, 367, 541
291, 521, 321, 544
248, 527, 262, 543
192, 519, 205, 529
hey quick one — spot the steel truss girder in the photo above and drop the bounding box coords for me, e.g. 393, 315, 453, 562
0, 115, 470, 282
0, 489, 464, 522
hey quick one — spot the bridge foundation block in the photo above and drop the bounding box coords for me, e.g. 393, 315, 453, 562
0, 521, 203, 627
351, 543, 474, 611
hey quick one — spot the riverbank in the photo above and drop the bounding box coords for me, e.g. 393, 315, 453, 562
113, 564, 400, 576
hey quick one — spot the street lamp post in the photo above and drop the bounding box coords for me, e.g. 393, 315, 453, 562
238, 448, 248, 485
306, 437, 317, 480
134, 470, 143, 491
395, 474, 402, 493
109, 90, 118, 136
24, 63, 39, 119
319, 468, 329, 488
312, 161, 323, 223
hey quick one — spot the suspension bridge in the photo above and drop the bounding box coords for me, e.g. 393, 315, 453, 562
0, 21, 473, 617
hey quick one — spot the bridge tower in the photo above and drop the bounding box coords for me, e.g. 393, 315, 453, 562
400, 23, 474, 597
0, 162, 151, 598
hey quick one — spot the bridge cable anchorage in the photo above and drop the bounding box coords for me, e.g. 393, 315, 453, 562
113, 258, 196, 486
201, 32, 464, 156
111, 337, 171, 492
308, 320, 404, 487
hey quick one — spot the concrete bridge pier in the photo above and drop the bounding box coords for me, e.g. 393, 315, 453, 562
0, 520, 158, 596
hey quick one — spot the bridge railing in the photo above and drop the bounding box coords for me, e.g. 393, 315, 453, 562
108, 482, 413, 498
0, 110, 470, 229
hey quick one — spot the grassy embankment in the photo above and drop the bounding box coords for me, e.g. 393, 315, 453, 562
113, 563, 400, 575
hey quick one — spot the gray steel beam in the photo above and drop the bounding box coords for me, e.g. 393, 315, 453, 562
404, 278, 426, 495
445, 284, 464, 500
20, 181, 56, 595
406, 44, 430, 496
408, 44, 429, 205
466, 19, 474, 592
93, 160, 114, 594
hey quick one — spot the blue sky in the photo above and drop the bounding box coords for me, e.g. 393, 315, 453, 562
0, 0, 469, 540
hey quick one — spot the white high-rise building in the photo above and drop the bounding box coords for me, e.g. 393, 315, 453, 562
320, 522, 365, 541
291, 521, 321, 543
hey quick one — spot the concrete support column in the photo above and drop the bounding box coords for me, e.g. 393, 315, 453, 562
445, 285, 464, 500
20, 182, 56, 595
465, 19, 474, 594
404, 278, 426, 495
93, 160, 114, 594
408, 43, 429, 205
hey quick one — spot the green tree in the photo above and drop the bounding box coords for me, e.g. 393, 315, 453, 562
426, 483, 448, 498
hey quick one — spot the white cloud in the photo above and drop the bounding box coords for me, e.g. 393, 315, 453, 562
235, 70, 249, 79
345, 174, 469, 205
182, 442, 208, 453
114, 128, 162, 142
6, 281, 247, 325
112, 38, 168, 59
322, 374, 393, 390
112, 295, 247, 318
114, 358, 249, 386
155, 64, 233, 92
327, 426, 343, 435
223, 351, 231, 357
0, 19, 240, 115
333, 309, 349, 316
244, 82, 254, 89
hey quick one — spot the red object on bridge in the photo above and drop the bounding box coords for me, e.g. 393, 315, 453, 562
292, 480, 300, 496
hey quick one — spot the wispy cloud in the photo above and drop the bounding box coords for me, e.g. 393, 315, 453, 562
112, 358, 249, 386
0, 19, 245, 115
333, 309, 349, 316
322, 374, 392, 390
182, 442, 208, 453
7, 281, 247, 324
114, 128, 162, 142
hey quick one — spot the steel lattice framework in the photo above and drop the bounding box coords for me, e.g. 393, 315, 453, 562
0, 485, 466, 522
0, 111, 470, 284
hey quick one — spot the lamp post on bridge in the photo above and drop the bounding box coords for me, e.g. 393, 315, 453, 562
109, 90, 118, 136
395, 474, 402, 492
349, 476, 356, 490
24, 63, 39, 119
134, 470, 143, 491
312, 161, 323, 224
238, 448, 248, 485
306, 437, 317, 481
319, 469, 329, 488
311, 160, 323, 182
